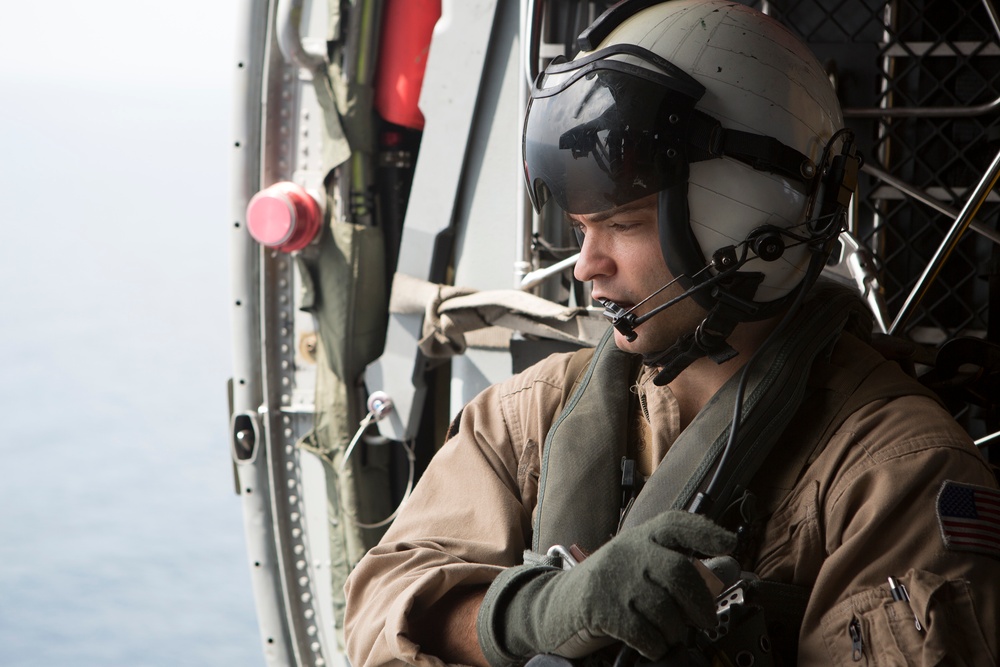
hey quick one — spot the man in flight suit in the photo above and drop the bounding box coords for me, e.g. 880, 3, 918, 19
344, 1, 1000, 665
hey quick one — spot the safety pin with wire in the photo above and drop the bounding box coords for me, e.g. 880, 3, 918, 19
340, 391, 393, 471
337, 390, 418, 529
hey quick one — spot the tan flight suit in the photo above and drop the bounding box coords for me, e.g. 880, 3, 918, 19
344, 332, 1000, 666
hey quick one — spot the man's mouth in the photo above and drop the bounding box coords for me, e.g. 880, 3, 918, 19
593, 294, 634, 310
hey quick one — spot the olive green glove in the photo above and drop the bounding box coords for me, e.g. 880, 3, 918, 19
476, 511, 736, 667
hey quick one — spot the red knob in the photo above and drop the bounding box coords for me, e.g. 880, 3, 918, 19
245, 182, 322, 252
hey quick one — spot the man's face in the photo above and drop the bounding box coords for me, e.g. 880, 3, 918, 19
570, 195, 707, 356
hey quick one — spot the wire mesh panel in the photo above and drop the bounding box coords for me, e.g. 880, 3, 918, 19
739, 0, 1000, 446
751, 0, 1000, 342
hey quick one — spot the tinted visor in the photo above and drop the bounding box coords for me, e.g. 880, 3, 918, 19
523, 45, 706, 214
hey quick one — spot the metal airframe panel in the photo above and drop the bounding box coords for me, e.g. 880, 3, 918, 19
365, 0, 502, 442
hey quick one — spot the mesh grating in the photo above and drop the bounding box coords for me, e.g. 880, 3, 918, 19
748, 0, 1000, 341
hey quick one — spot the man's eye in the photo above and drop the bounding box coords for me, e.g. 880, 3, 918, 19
609, 222, 637, 232
568, 221, 586, 245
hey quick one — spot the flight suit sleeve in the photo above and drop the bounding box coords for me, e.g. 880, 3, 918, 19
778, 395, 1000, 665
343, 355, 572, 667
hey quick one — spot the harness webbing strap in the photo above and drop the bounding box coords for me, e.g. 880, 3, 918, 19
533, 330, 636, 554
621, 282, 873, 530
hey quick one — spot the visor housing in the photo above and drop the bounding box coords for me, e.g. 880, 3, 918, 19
522, 45, 706, 214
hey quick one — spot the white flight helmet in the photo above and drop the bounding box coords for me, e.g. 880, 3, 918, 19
523, 0, 854, 331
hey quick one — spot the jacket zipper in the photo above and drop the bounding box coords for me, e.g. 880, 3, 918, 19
849, 617, 864, 662
638, 391, 650, 422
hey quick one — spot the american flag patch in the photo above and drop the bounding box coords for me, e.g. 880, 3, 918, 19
936, 480, 1000, 558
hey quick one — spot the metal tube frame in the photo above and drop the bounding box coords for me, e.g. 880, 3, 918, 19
862, 162, 1000, 247
516, 0, 541, 288
276, 0, 328, 73
844, 0, 1000, 118
888, 146, 1000, 334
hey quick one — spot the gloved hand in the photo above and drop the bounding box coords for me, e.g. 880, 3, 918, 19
476, 511, 736, 667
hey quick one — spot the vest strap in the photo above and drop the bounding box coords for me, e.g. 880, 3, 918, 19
621, 283, 872, 529
533, 329, 637, 554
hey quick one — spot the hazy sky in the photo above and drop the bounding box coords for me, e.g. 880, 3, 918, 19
0, 2, 267, 665
0, 2, 240, 87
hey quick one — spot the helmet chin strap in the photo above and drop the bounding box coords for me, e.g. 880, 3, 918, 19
643, 272, 765, 386
639, 246, 833, 385
633, 183, 767, 385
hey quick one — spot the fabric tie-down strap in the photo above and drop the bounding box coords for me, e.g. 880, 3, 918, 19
388, 273, 610, 357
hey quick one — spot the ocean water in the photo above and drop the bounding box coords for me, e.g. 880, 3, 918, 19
0, 77, 266, 666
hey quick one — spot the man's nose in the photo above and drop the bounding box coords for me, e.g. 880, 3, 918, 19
574, 235, 615, 282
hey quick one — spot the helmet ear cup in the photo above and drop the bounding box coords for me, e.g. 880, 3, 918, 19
747, 227, 786, 262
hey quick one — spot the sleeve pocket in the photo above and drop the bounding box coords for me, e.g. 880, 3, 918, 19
820, 570, 995, 666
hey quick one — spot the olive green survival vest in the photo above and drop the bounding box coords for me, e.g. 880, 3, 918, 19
530, 284, 940, 655
530, 284, 941, 660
